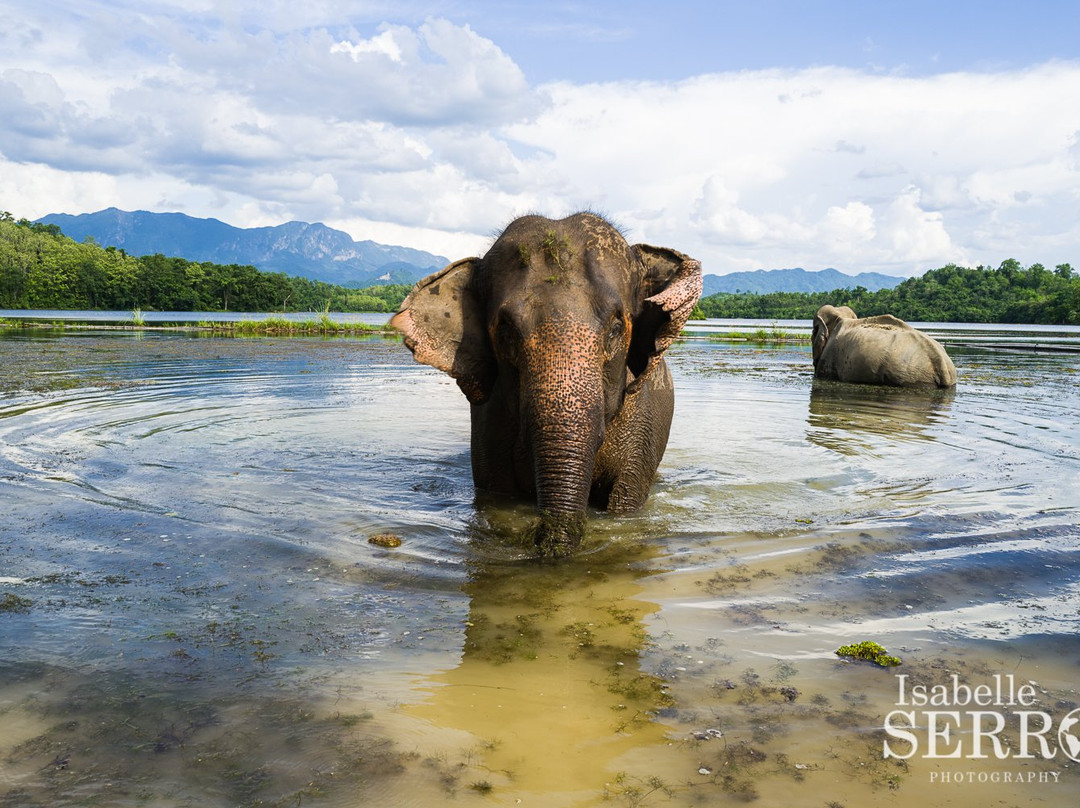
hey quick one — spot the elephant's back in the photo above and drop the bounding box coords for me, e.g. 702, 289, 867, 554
881, 328, 956, 387
827, 322, 956, 387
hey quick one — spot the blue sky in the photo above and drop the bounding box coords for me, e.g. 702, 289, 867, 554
453, 1, 1080, 82
2, 1, 1080, 276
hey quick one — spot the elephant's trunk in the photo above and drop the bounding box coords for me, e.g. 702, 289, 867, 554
520, 319, 605, 558
530, 422, 599, 557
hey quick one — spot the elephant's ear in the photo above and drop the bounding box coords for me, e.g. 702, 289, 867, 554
812, 315, 829, 366
390, 258, 495, 404
626, 244, 703, 392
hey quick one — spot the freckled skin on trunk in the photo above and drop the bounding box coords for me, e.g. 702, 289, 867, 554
512, 317, 605, 557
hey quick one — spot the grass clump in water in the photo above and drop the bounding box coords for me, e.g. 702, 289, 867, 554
706, 322, 809, 344
835, 641, 901, 667
205, 317, 387, 336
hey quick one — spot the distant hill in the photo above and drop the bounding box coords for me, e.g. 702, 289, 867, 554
702, 267, 903, 296
35, 208, 448, 287
35, 209, 904, 294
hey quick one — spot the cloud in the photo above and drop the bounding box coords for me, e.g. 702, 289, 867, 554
821, 201, 876, 253
263, 18, 538, 126
503, 64, 1080, 274
691, 177, 769, 245
331, 30, 404, 63
2, 3, 1079, 276
880, 186, 958, 263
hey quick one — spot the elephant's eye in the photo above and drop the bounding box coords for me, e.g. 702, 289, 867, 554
604, 316, 626, 356
494, 315, 522, 365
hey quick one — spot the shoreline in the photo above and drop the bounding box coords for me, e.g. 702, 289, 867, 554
0, 316, 812, 343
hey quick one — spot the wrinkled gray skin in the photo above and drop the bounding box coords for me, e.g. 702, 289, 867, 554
812, 305, 957, 388
391, 213, 702, 557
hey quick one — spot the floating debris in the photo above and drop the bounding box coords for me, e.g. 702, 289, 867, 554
691, 728, 724, 741
368, 533, 403, 549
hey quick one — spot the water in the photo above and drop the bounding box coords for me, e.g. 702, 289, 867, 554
682, 319, 1080, 353
1, 323, 1078, 806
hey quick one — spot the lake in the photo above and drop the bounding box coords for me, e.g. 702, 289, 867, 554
1, 320, 1079, 807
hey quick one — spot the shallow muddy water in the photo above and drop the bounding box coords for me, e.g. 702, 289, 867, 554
1, 326, 1079, 807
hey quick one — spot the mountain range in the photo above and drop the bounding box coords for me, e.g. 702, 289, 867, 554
37, 208, 448, 288
701, 266, 902, 295
36, 208, 904, 294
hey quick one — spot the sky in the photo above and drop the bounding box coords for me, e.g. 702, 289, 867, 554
2, 1, 1080, 278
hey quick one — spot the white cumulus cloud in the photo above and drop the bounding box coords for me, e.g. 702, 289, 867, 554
331, 30, 404, 63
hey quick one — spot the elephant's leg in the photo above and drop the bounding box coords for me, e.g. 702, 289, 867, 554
470, 393, 533, 497
591, 362, 674, 512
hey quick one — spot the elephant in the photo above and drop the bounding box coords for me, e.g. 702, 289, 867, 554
390, 213, 702, 558
811, 305, 957, 388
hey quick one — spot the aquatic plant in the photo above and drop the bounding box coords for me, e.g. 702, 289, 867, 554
834, 641, 901, 667
131, 307, 145, 326
602, 772, 673, 806
1, 592, 32, 613
202, 317, 388, 336
705, 323, 809, 344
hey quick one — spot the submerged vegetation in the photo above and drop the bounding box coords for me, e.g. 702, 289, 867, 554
0, 212, 410, 313
1, 592, 33, 613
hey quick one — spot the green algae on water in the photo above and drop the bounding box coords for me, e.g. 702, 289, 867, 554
834, 641, 901, 667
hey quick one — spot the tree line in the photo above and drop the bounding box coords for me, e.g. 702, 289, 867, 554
0, 213, 410, 313
698, 260, 1079, 324
4, 211, 1077, 323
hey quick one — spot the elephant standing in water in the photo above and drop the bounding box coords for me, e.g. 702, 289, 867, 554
811, 305, 957, 388
391, 213, 702, 558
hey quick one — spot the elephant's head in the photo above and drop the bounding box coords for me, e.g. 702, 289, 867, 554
391, 213, 701, 556
811, 304, 857, 367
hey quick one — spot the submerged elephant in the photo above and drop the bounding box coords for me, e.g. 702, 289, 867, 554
391, 213, 702, 557
811, 305, 957, 388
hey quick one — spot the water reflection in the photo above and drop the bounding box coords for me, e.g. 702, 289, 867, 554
405, 537, 671, 799
807, 380, 955, 455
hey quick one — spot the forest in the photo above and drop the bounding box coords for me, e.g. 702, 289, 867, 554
698, 260, 1079, 324
3, 212, 1078, 324
0, 213, 408, 314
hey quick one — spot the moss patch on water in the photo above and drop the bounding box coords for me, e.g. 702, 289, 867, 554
834, 641, 902, 667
